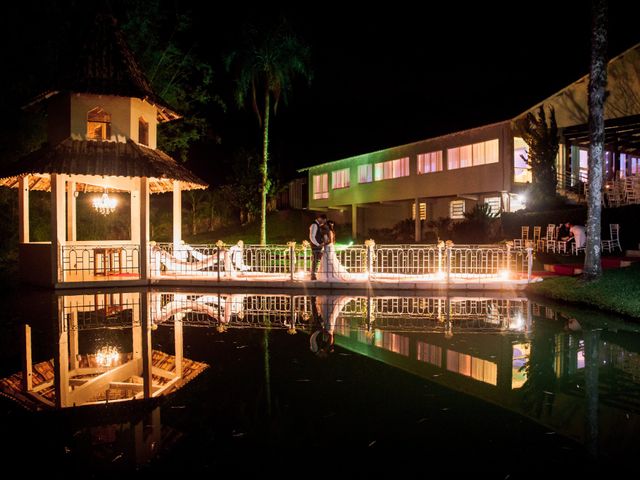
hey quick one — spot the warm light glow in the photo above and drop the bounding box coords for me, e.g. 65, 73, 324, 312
96, 345, 120, 367
499, 270, 510, 280
92, 192, 117, 215
509, 312, 524, 330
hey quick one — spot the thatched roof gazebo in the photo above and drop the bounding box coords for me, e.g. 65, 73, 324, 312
0, 14, 207, 287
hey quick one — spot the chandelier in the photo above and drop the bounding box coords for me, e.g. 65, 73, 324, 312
92, 190, 117, 215
95, 345, 120, 367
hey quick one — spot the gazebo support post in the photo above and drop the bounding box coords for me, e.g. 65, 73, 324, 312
66, 180, 76, 242
50, 174, 66, 286
18, 175, 29, 243
139, 177, 150, 280
173, 181, 182, 251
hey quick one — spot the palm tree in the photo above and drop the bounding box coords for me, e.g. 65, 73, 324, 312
584, 0, 608, 281
226, 21, 312, 245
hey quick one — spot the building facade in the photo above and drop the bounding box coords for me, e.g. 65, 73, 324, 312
303, 43, 640, 241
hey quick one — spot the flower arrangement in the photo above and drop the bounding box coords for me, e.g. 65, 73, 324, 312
216, 240, 225, 248
437, 240, 445, 249
301, 240, 310, 248
364, 239, 376, 247
287, 241, 297, 248
445, 240, 454, 248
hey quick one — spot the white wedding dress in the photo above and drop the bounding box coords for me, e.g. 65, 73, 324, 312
317, 242, 354, 282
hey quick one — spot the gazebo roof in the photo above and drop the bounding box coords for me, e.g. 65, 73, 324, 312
0, 139, 207, 193
27, 14, 180, 123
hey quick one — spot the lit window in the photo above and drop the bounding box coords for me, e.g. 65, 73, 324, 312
313, 173, 329, 199
513, 137, 531, 183
87, 107, 111, 140
374, 157, 409, 181
138, 117, 149, 146
417, 151, 443, 174
358, 164, 373, 183
484, 196, 501, 216
449, 200, 465, 219
412, 202, 427, 220
448, 139, 499, 170
332, 168, 350, 189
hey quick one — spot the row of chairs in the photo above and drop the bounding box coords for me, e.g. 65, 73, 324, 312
514, 224, 621, 255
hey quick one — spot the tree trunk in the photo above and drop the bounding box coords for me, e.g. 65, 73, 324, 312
260, 90, 270, 245
584, 0, 608, 281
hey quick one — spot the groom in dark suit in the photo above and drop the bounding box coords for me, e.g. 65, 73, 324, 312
309, 214, 327, 280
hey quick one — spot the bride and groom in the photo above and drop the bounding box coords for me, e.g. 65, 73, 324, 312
309, 213, 354, 282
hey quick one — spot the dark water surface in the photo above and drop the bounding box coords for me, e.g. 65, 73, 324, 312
0, 288, 639, 475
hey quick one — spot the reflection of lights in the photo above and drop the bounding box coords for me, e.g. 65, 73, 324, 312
435, 271, 446, 280
499, 270, 510, 280
509, 313, 524, 331
92, 192, 117, 215
96, 345, 119, 367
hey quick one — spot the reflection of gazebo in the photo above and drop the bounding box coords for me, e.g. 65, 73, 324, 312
0, 15, 207, 287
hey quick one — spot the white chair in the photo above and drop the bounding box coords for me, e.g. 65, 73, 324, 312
601, 224, 621, 253
514, 226, 529, 249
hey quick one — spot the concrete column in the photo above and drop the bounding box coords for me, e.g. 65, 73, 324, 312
414, 198, 421, 242
50, 174, 66, 286
173, 181, 182, 249
351, 204, 358, 240
18, 175, 29, 243
66, 181, 77, 241
139, 177, 150, 280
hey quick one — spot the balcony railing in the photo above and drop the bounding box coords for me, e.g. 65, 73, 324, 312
60, 243, 141, 283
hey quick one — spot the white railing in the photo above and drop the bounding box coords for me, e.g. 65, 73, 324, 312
61, 243, 141, 282
150, 242, 533, 283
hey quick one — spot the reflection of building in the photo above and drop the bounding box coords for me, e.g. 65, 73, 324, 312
302, 43, 640, 240
0, 291, 208, 409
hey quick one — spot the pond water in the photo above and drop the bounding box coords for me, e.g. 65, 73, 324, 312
0, 287, 638, 474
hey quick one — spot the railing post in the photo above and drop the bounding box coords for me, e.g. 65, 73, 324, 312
302, 241, 309, 276
216, 240, 223, 282
506, 242, 512, 275
288, 242, 296, 281
445, 240, 453, 284
365, 239, 375, 280
527, 247, 533, 282
437, 241, 444, 279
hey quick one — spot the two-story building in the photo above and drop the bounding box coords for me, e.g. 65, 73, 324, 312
302, 43, 640, 241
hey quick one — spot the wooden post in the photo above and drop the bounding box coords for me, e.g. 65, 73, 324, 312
18, 175, 29, 243
140, 291, 152, 399
172, 181, 182, 250
174, 316, 183, 379
139, 177, 150, 280
66, 180, 77, 242
21, 324, 32, 391
69, 310, 79, 371
50, 174, 66, 285
54, 297, 69, 407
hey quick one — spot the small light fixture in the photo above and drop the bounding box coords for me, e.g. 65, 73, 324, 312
93, 189, 117, 215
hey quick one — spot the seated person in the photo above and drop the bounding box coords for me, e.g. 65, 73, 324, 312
569, 223, 586, 249
557, 222, 571, 241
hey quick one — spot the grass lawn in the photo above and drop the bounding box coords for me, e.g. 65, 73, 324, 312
527, 262, 640, 319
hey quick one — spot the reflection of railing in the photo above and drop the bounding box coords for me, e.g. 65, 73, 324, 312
152, 242, 532, 282
61, 244, 141, 282
62, 293, 140, 330
150, 292, 529, 332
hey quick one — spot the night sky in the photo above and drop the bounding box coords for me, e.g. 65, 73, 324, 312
3, 1, 640, 184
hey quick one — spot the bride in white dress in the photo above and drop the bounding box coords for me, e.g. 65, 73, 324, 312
317, 221, 358, 282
